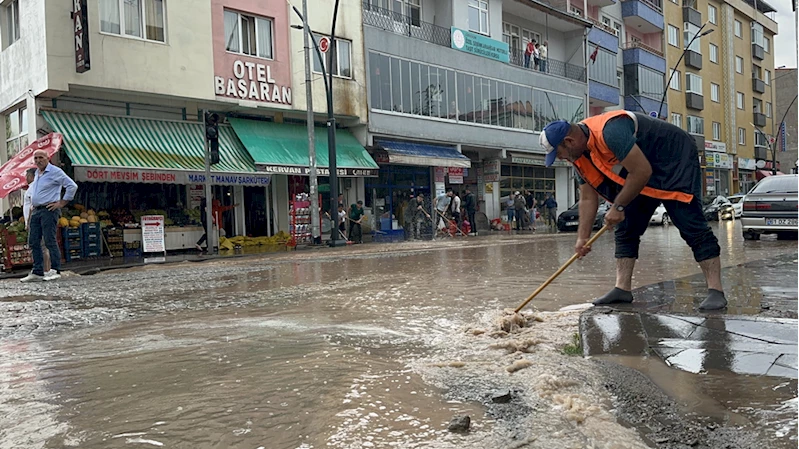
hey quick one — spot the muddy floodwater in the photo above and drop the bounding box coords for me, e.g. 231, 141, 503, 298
0, 221, 796, 448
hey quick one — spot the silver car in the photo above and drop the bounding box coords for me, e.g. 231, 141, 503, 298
741, 174, 798, 241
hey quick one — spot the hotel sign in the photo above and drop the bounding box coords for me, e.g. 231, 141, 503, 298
215, 60, 292, 105
73, 0, 90, 73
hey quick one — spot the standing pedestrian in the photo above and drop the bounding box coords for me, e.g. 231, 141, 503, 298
506, 193, 516, 228
544, 193, 558, 228
22, 168, 53, 276
402, 195, 415, 240
513, 191, 526, 231
449, 192, 462, 225
433, 188, 453, 232
524, 189, 536, 231
21, 150, 77, 282
533, 43, 541, 70
463, 186, 478, 236
348, 201, 365, 243
539, 111, 726, 310
539, 41, 548, 72
337, 204, 347, 237
524, 40, 535, 68
413, 194, 428, 239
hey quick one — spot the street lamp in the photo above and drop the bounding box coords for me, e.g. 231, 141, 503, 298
658, 23, 714, 119
288, 0, 346, 246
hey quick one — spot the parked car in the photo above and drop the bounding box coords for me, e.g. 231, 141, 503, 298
702, 195, 733, 221
557, 201, 610, 232
727, 194, 745, 218
741, 174, 798, 240
649, 203, 670, 225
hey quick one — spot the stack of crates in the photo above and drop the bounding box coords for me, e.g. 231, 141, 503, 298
62, 227, 82, 262
104, 228, 123, 257
81, 223, 102, 258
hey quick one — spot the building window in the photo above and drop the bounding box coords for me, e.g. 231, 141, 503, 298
687, 115, 704, 135
752, 64, 762, 80
224, 10, 273, 59
738, 127, 746, 145
754, 131, 767, 147
709, 43, 718, 63
708, 4, 717, 24
601, 16, 611, 27
684, 22, 701, 53
468, 0, 489, 34
588, 45, 617, 86
766, 102, 772, 117
624, 65, 665, 101
569, 5, 583, 16
671, 113, 683, 128
765, 69, 771, 85
712, 122, 721, 140
734, 20, 742, 38
100, 0, 166, 42
764, 36, 770, 52
751, 22, 764, 47
710, 82, 720, 102
613, 21, 623, 40
668, 25, 680, 47
669, 69, 681, 90
753, 98, 763, 113
617, 70, 624, 95
4, 0, 20, 47
736, 92, 744, 109
314, 35, 352, 78
5, 107, 27, 160
735, 56, 743, 74
685, 72, 702, 95
499, 165, 556, 208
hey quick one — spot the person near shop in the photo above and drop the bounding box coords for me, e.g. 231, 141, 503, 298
513, 191, 527, 231
544, 193, 558, 228
22, 168, 53, 277
463, 187, 477, 236
524, 190, 537, 231
403, 195, 416, 241
21, 150, 77, 283
506, 193, 516, 228
433, 189, 453, 232
348, 201, 365, 244
337, 204, 347, 237
449, 192, 462, 225
413, 194, 428, 240
196, 197, 238, 251
539, 111, 726, 310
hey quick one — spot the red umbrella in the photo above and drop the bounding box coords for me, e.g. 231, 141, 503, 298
0, 133, 63, 198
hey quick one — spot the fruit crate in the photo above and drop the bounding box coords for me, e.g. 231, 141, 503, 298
80, 223, 101, 240
62, 228, 83, 262
82, 240, 101, 258
123, 241, 141, 258
104, 228, 124, 257
1, 229, 33, 271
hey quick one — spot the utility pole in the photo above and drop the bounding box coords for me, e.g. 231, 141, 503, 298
301, 0, 321, 245
202, 109, 215, 255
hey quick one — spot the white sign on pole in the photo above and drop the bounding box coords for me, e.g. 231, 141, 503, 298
141, 215, 166, 253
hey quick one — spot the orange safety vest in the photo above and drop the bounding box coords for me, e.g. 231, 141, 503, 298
573, 110, 694, 204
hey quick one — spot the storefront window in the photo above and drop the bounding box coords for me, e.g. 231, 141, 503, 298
499, 164, 556, 210
365, 165, 431, 230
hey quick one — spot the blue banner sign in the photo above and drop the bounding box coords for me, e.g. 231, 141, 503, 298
450, 27, 509, 63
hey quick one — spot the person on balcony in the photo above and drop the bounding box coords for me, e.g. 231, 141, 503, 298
539, 41, 548, 72
524, 40, 535, 68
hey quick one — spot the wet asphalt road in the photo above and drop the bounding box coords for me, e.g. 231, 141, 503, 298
0, 220, 796, 448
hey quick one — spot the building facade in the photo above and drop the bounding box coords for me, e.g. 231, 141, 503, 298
663, 0, 779, 197
774, 68, 798, 174
361, 0, 590, 224
0, 0, 377, 240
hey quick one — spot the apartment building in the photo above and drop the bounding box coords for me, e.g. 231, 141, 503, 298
361, 0, 590, 222
774, 68, 798, 174
0, 0, 376, 237
663, 0, 779, 196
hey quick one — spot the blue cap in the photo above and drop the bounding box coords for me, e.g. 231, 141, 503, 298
539, 120, 571, 167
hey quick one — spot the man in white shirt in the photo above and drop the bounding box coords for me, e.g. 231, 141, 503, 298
539, 41, 548, 72
22, 169, 53, 276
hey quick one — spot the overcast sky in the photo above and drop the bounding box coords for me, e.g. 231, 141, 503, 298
769, 0, 797, 67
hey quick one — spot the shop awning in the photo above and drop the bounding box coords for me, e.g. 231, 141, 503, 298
41, 110, 270, 187
756, 170, 785, 180
374, 140, 471, 168
228, 118, 379, 177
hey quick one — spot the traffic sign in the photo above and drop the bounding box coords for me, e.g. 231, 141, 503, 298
649, 111, 658, 118
319, 36, 331, 53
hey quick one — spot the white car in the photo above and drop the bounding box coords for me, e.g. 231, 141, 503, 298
727, 194, 745, 218
649, 203, 670, 225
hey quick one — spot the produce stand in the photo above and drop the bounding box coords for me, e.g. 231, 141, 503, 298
0, 226, 32, 272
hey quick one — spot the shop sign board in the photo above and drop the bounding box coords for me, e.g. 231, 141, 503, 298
189, 185, 204, 209
704, 141, 727, 153
434, 167, 446, 183
256, 165, 378, 177
75, 166, 272, 186
476, 167, 484, 201
484, 159, 501, 183
214, 60, 292, 105
450, 27, 509, 63
705, 152, 733, 169
448, 167, 463, 184
141, 215, 166, 254
738, 158, 756, 171
73, 0, 90, 73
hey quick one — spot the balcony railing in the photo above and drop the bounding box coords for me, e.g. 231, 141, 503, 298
362, 2, 451, 47
588, 17, 619, 36
506, 48, 586, 82
362, 2, 586, 83
627, 0, 663, 13
621, 40, 664, 57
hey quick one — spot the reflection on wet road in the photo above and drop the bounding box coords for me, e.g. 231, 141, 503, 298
0, 221, 796, 448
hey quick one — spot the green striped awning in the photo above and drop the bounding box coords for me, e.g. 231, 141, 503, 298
42, 110, 257, 174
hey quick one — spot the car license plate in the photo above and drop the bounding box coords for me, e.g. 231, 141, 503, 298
766, 218, 797, 226
567, 221, 579, 226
